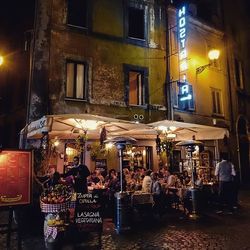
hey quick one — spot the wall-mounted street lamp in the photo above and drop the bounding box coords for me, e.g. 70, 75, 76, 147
196, 49, 220, 74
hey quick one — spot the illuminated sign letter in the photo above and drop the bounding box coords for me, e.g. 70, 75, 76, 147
178, 5, 188, 73
179, 49, 187, 60
179, 28, 186, 38
178, 6, 186, 17
179, 17, 185, 28
179, 84, 193, 102
181, 84, 189, 95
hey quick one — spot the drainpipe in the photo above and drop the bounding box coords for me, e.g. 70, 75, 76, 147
26, 0, 38, 125
165, 1, 173, 121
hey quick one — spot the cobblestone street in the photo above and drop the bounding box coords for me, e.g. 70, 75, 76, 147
1, 189, 250, 250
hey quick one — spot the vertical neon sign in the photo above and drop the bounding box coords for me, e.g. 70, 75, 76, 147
178, 6, 187, 81
177, 5, 193, 105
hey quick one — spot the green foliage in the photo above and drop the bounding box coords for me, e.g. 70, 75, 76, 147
90, 141, 107, 161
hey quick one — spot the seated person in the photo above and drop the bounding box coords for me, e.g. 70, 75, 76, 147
142, 170, 152, 193
165, 170, 176, 188
180, 170, 191, 186
95, 170, 105, 183
88, 171, 100, 184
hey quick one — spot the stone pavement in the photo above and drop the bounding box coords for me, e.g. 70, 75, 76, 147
1, 189, 250, 250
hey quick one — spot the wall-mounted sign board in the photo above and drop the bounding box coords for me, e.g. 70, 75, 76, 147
0, 150, 33, 207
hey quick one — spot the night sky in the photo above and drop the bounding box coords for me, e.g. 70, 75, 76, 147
0, 0, 35, 53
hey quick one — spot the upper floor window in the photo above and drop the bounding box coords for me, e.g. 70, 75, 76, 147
126, 1, 148, 46
234, 58, 244, 89
67, 0, 87, 28
66, 61, 88, 100
124, 65, 148, 106
211, 88, 223, 115
128, 7, 145, 40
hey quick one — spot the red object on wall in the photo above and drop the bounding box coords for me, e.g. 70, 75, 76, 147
0, 150, 33, 207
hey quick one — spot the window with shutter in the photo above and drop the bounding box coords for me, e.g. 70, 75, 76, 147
211, 88, 223, 116
66, 61, 88, 101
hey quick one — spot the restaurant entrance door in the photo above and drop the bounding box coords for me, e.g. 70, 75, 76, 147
122, 146, 153, 170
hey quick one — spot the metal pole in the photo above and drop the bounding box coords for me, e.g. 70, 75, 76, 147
190, 151, 195, 188
118, 148, 123, 192
116, 143, 125, 192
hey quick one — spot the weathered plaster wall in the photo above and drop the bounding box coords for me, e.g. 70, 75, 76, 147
29, 0, 51, 122
46, 0, 167, 123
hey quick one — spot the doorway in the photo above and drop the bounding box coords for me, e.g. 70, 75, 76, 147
237, 118, 250, 182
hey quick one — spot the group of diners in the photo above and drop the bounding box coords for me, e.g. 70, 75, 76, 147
90, 166, 205, 194
86, 166, 208, 214
39, 156, 208, 216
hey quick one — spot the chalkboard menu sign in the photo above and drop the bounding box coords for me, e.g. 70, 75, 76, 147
74, 193, 103, 232
0, 150, 33, 207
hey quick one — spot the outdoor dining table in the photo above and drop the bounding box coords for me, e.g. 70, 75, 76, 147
131, 192, 154, 206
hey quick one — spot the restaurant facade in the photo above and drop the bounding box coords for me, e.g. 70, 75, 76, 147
21, 1, 231, 180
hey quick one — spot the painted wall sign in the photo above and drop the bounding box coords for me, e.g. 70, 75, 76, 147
0, 150, 33, 207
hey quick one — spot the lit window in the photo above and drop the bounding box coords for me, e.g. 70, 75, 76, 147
211, 88, 223, 115
129, 71, 144, 105
65, 144, 79, 164
67, 0, 87, 28
124, 65, 148, 106
66, 61, 88, 100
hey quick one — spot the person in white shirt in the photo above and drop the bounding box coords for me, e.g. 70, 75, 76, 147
215, 152, 236, 213
142, 170, 152, 193
166, 172, 176, 188
151, 172, 163, 216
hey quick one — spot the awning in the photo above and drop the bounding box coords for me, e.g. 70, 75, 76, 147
22, 114, 229, 141
148, 120, 229, 140
23, 114, 152, 140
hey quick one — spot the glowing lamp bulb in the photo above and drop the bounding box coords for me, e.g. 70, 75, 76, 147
208, 49, 220, 60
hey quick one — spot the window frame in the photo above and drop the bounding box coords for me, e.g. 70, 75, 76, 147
67, 0, 88, 29
234, 58, 244, 89
65, 60, 88, 101
125, 1, 148, 46
211, 88, 223, 116
124, 64, 149, 107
